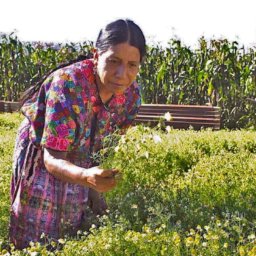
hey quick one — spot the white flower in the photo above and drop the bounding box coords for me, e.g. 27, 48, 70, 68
196, 225, 202, 231
121, 135, 126, 144
40, 233, 46, 239
58, 238, 65, 244
114, 146, 119, 152
166, 125, 171, 133
164, 112, 172, 121
144, 151, 149, 159
104, 244, 111, 249
248, 234, 255, 240
30, 253, 39, 256
204, 225, 210, 231
153, 134, 162, 143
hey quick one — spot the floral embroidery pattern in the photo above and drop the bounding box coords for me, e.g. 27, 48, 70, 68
22, 59, 141, 155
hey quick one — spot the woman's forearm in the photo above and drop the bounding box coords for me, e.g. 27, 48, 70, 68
43, 147, 118, 192
43, 148, 87, 186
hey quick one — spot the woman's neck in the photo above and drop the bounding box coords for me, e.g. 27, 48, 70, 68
95, 76, 113, 104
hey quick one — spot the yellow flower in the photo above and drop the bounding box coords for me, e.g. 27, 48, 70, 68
72, 105, 80, 114
172, 232, 181, 246
185, 236, 194, 247
239, 246, 246, 256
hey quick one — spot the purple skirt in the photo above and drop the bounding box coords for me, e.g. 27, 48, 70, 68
9, 118, 89, 249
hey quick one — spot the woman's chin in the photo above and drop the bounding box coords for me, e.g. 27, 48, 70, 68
112, 87, 126, 95
114, 91, 125, 96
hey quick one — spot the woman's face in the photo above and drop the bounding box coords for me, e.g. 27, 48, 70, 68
94, 42, 140, 100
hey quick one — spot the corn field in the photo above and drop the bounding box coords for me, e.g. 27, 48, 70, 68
0, 32, 93, 101
0, 32, 256, 129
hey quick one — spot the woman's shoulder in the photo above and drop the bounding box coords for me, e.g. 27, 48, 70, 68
47, 59, 95, 84
43, 59, 95, 94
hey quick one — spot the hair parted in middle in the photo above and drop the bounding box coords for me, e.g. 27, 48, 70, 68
95, 19, 146, 62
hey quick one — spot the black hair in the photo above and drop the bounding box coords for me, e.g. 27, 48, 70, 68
20, 19, 146, 106
96, 19, 146, 62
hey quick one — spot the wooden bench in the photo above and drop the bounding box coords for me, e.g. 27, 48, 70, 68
134, 104, 221, 130
0, 101, 21, 113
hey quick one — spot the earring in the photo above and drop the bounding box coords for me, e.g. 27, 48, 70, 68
93, 64, 97, 75
92, 48, 99, 75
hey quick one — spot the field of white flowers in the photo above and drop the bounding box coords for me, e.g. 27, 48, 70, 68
0, 112, 256, 255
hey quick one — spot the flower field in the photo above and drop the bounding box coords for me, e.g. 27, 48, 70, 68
0, 113, 256, 255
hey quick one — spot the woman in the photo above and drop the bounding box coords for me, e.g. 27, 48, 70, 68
9, 18, 146, 249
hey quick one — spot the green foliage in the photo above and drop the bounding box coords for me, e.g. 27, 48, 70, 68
1, 33, 256, 128
139, 38, 256, 129
0, 32, 93, 101
0, 113, 23, 255
0, 113, 256, 255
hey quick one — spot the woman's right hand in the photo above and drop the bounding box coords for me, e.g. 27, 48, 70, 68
83, 166, 119, 193
44, 148, 118, 192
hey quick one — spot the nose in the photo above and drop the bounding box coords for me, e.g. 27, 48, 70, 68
115, 64, 126, 78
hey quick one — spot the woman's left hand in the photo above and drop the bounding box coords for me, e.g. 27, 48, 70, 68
88, 188, 108, 215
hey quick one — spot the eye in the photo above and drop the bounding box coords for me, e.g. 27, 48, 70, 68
129, 63, 139, 70
108, 58, 119, 64
130, 63, 138, 68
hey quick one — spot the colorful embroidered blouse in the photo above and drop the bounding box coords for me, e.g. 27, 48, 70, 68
9, 59, 141, 249
21, 59, 141, 167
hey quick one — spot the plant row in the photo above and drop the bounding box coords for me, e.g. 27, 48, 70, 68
0, 113, 255, 255
0, 32, 256, 129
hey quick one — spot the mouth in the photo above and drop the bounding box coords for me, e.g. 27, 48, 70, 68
112, 82, 123, 87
